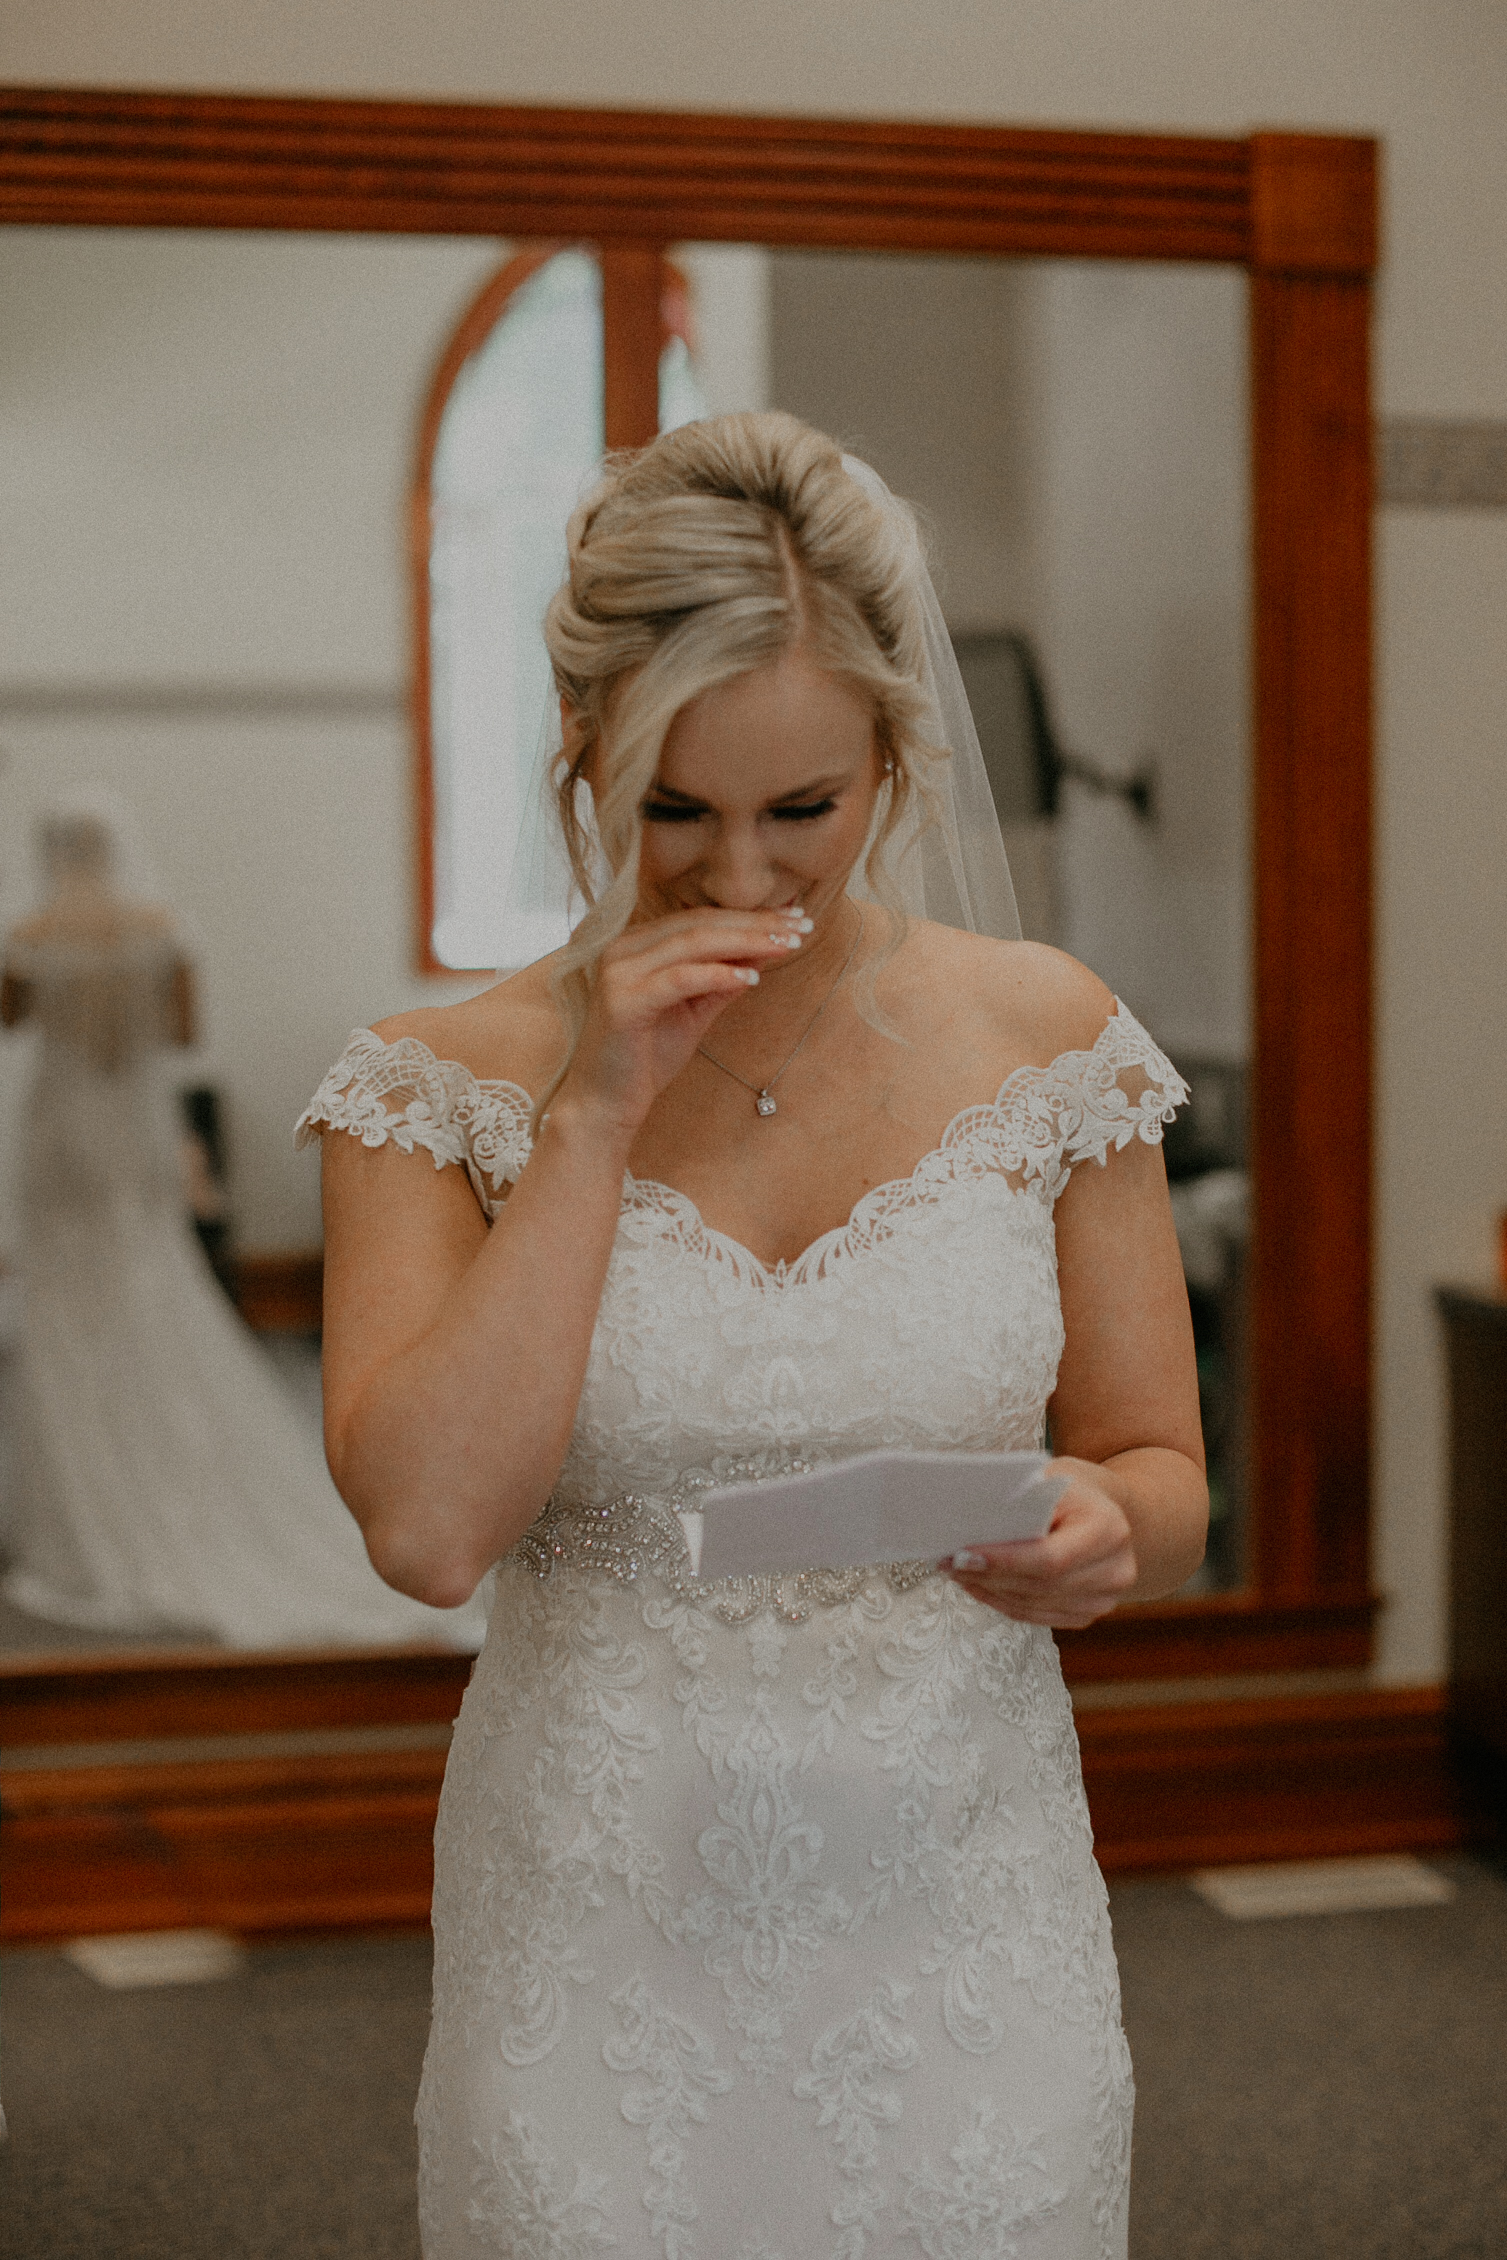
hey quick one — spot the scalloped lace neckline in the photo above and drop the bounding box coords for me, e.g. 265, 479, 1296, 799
358, 999, 1138, 1286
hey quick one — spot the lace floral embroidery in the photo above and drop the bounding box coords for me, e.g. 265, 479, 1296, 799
296, 999, 1187, 1237
605, 1977, 735, 2257
900, 2101, 1066, 2258
294, 1026, 532, 1213
671, 1689, 852, 2081
468, 2112, 619, 2255
433, 1574, 668, 2069
794, 1977, 920, 2258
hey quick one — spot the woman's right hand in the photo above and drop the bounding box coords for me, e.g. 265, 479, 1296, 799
555, 905, 811, 1137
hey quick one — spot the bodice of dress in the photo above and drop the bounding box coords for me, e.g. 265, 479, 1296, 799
296, 1000, 1186, 1614
8, 928, 185, 1220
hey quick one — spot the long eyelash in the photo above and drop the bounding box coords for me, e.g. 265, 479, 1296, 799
641, 802, 707, 824
640, 797, 839, 825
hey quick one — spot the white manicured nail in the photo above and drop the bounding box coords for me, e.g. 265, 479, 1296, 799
736, 967, 760, 985
770, 933, 803, 948
950, 1549, 986, 1572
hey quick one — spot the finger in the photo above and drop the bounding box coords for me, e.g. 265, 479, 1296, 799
951, 1568, 1135, 1621
959, 1545, 1137, 1600
960, 1529, 1108, 1584
608, 907, 811, 964
601, 932, 808, 995
632, 960, 770, 1014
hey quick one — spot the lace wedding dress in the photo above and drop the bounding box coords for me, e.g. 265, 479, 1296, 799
298, 998, 1187, 2258
2, 929, 484, 1649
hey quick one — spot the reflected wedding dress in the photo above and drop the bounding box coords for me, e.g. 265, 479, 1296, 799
3, 927, 483, 1649
298, 997, 1187, 2258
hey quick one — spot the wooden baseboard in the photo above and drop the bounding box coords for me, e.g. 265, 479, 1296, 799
2, 1746, 446, 1940
1, 1668, 1467, 1941
0, 1643, 473, 1747
1078, 1685, 1465, 1873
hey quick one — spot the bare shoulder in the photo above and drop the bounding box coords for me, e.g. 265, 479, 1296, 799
371, 958, 567, 1097
895, 923, 1116, 1070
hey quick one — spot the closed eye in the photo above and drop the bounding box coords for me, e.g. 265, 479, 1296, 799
641, 800, 709, 824
640, 796, 840, 825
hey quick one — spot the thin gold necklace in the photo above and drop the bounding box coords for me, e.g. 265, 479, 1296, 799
697, 907, 863, 1119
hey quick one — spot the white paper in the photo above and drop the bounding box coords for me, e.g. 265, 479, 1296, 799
688, 1450, 1066, 1581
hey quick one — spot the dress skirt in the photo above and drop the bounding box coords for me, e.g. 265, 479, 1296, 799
417, 1557, 1132, 2260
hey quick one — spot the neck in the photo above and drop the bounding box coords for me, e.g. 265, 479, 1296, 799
51, 873, 114, 909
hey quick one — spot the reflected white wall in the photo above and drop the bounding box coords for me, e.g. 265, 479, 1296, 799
1022, 262, 1251, 1061
0, 229, 503, 1251
677, 245, 772, 416
767, 250, 1250, 1060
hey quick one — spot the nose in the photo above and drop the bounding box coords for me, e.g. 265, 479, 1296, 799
697, 819, 782, 910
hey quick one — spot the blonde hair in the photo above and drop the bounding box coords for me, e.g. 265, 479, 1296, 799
538, 410, 945, 1111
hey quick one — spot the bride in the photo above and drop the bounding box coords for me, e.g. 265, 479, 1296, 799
300, 413, 1206, 2257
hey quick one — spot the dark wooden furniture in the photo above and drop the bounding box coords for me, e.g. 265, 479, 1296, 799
1438, 1287, 1507, 1845
0, 90, 1395, 1918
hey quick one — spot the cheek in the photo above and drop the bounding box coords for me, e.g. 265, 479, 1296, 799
825, 792, 881, 868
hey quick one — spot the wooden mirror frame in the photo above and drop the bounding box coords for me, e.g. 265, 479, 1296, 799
0, 90, 1381, 1929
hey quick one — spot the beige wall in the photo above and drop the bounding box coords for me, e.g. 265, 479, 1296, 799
5, 0, 1505, 1686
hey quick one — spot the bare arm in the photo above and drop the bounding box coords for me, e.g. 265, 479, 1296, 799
322, 1094, 636, 1605
951, 1127, 1208, 1627
320, 906, 809, 1606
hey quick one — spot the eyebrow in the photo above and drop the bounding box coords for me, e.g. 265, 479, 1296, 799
645, 773, 849, 809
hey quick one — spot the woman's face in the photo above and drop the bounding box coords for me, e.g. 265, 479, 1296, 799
632, 649, 884, 928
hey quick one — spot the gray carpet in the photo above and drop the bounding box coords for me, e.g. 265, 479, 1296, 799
2, 1861, 1504, 2259
0, 1931, 432, 2260
1111, 1856, 1507, 2259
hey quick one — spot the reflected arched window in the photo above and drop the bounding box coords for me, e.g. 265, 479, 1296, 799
415, 244, 705, 971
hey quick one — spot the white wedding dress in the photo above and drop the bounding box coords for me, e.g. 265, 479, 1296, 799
2, 928, 484, 1650
297, 998, 1187, 2259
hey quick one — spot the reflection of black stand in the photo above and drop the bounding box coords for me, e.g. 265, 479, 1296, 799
948, 628, 1158, 827
1437, 1287, 1507, 1854
179, 1085, 238, 1307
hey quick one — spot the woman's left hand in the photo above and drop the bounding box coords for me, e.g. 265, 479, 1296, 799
946, 1459, 1139, 1628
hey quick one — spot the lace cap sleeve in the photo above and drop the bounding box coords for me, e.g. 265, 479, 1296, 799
1041, 1000, 1189, 1190
294, 1028, 533, 1216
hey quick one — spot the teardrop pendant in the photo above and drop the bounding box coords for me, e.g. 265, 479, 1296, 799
755, 1090, 778, 1118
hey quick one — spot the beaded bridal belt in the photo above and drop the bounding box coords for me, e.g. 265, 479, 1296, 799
505, 1458, 937, 1627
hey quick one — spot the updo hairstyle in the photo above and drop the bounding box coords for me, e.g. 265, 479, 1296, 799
538, 410, 946, 1100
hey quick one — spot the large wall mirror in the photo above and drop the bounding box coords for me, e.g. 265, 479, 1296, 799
0, 91, 1377, 1931
418, 240, 1254, 1583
